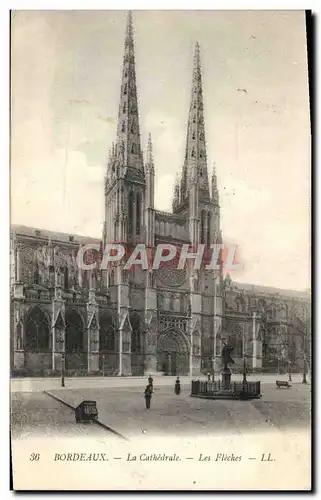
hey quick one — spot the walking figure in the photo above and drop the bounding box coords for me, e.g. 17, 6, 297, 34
144, 384, 153, 409
175, 376, 181, 395
148, 375, 153, 389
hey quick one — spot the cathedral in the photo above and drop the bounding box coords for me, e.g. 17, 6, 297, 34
10, 12, 311, 377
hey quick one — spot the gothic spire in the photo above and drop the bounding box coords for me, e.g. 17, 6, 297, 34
211, 161, 219, 205
180, 42, 210, 202
145, 133, 154, 174
115, 11, 144, 178
172, 173, 180, 211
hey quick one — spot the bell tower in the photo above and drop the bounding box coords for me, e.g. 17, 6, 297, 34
104, 11, 145, 249
104, 11, 146, 376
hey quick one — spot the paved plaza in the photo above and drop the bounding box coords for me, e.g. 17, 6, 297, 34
11, 374, 311, 440
10, 375, 311, 491
11, 392, 108, 440
47, 379, 311, 439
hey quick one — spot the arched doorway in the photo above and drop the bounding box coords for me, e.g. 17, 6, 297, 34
65, 309, 86, 373
99, 312, 117, 375
25, 307, 50, 351
24, 306, 50, 373
157, 329, 190, 375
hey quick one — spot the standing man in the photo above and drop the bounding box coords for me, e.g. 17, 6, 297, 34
175, 377, 181, 395
144, 384, 153, 409
148, 375, 153, 390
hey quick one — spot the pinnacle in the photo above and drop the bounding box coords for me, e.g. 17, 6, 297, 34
145, 133, 154, 172
194, 41, 200, 63
112, 11, 143, 175
179, 42, 209, 201
125, 11, 133, 43
147, 133, 153, 156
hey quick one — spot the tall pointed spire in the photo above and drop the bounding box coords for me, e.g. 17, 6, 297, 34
115, 11, 144, 179
145, 133, 154, 174
180, 42, 210, 202
211, 161, 219, 205
172, 174, 180, 211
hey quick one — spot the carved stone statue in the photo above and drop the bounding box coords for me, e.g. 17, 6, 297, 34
221, 338, 235, 372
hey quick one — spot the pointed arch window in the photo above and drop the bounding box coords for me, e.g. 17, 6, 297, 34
193, 102, 197, 109
128, 191, 134, 235
136, 192, 141, 236
199, 132, 205, 141
207, 212, 211, 245
131, 104, 136, 114
200, 210, 206, 244
229, 334, 243, 357
130, 314, 141, 354
191, 147, 195, 158
64, 266, 69, 289
235, 296, 246, 313
180, 295, 185, 313
192, 116, 196, 124
192, 132, 196, 140
121, 121, 126, 133
131, 121, 136, 134
199, 150, 203, 158
123, 102, 127, 113
25, 307, 50, 351
65, 309, 84, 353
99, 313, 115, 352
123, 84, 128, 95
33, 261, 39, 285
131, 143, 136, 154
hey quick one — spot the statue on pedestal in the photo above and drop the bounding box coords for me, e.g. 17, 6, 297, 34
221, 338, 235, 371
221, 338, 235, 390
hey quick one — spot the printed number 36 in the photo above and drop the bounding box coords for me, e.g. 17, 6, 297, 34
30, 453, 40, 461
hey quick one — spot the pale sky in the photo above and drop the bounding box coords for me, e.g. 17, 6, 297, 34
11, 10, 311, 290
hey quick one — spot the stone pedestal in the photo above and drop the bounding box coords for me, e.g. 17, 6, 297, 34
222, 369, 231, 390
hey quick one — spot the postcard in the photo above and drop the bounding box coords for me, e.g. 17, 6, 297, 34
10, 9, 311, 491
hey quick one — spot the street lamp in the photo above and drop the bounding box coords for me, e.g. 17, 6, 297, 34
56, 336, 65, 387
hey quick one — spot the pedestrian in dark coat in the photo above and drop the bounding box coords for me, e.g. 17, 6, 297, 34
144, 385, 153, 409
175, 376, 181, 395
148, 375, 153, 389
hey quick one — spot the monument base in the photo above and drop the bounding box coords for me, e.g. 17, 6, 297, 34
190, 377, 262, 401
221, 369, 231, 390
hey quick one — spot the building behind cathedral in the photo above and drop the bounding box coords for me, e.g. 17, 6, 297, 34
10, 13, 311, 377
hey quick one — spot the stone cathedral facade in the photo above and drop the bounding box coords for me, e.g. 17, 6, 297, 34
10, 13, 311, 377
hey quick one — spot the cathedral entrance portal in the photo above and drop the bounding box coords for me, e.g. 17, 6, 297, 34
65, 309, 86, 374
156, 330, 190, 376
